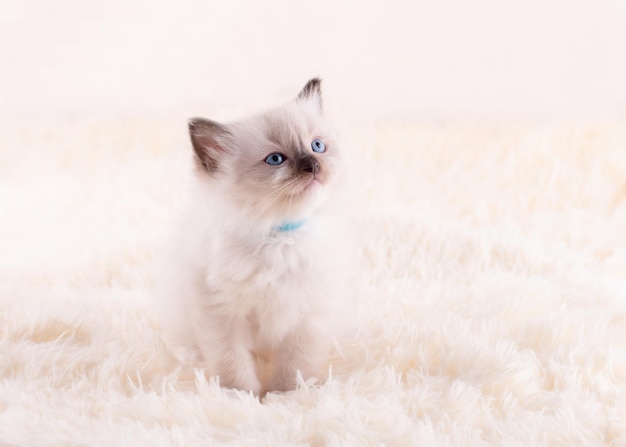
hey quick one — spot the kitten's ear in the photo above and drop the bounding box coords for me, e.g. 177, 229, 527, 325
188, 118, 231, 173
296, 77, 323, 111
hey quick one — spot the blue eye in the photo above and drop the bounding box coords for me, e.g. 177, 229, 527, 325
265, 153, 286, 166
311, 138, 326, 153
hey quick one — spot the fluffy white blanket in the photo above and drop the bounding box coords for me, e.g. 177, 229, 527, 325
1, 116, 625, 446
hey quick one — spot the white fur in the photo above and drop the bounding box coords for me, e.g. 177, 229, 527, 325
155, 192, 351, 395
4, 115, 626, 445
154, 89, 352, 395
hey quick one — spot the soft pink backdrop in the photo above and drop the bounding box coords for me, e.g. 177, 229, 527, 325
1, 0, 625, 121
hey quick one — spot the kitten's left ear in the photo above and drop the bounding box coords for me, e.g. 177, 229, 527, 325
297, 77, 323, 111
188, 118, 231, 173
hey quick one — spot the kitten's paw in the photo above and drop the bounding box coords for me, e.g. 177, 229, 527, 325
221, 375, 263, 398
265, 376, 297, 394
172, 346, 202, 363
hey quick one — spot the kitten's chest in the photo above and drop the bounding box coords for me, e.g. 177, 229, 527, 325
206, 230, 329, 302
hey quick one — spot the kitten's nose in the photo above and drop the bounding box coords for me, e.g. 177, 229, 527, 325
297, 156, 320, 174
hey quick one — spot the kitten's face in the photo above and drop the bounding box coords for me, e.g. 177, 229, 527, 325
189, 79, 342, 223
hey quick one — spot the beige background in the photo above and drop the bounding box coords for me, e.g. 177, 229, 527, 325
1, 0, 626, 121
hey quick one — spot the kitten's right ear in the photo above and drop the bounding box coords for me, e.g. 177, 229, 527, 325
188, 118, 231, 173
297, 78, 323, 111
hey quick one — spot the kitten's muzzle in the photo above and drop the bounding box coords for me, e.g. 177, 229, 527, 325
297, 155, 320, 175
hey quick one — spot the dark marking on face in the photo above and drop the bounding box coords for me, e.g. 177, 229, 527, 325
266, 117, 303, 154
296, 155, 320, 175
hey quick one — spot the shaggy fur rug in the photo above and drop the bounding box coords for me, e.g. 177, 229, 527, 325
1, 115, 625, 446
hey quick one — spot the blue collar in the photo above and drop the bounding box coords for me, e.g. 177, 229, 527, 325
272, 220, 306, 233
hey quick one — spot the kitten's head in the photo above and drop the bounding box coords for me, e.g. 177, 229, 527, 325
188, 78, 342, 225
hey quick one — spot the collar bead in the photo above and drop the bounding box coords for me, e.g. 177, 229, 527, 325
272, 220, 306, 233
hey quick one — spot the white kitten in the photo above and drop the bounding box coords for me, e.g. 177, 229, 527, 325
155, 79, 352, 396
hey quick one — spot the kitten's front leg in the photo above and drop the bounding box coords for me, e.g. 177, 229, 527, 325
195, 311, 262, 396
267, 318, 329, 393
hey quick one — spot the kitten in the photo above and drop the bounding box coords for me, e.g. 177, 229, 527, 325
155, 79, 352, 396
